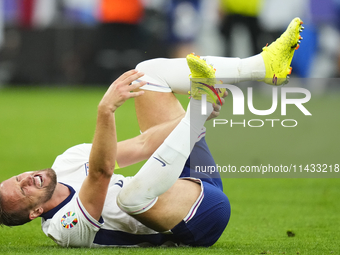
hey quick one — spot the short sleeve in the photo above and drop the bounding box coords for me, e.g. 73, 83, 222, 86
52, 144, 92, 172
43, 197, 104, 248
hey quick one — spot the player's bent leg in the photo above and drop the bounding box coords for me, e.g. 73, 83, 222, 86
116, 103, 211, 218
128, 132, 230, 244
128, 178, 230, 246
117, 100, 214, 232
135, 56, 249, 95
134, 55, 226, 131
135, 58, 191, 95
134, 18, 303, 97
118, 56, 229, 243
134, 90, 185, 132
132, 54, 260, 132
133, 58, 188, 132
116, 133, 199, 232
129, 179, 202, 232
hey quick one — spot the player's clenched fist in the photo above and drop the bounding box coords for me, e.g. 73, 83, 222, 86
99, 70, 146, 112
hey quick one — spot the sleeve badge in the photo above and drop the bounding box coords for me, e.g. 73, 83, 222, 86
61, 211, 78, 229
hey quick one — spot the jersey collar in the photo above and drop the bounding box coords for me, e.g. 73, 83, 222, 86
40, 182, 75, 220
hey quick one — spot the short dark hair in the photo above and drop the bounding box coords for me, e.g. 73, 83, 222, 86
0, 186, 31, 227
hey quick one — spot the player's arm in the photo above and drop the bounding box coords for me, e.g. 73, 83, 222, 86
78, 70, 146, 221
115, 92, 227, 168
115, 114, 183, 168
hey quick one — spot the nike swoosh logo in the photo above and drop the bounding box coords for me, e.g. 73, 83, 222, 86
153, 157, 166, 167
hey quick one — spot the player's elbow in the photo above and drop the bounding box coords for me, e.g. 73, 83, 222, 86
89, 162, 115, 179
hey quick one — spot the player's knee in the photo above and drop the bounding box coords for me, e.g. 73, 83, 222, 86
116, 186, 157, 215
116, 185, 134, 211
135, 58, 164, 73
135, 59, 153, 72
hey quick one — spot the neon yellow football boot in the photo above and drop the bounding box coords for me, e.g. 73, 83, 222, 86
260, 17, 304, 86
186, 53, 225, 105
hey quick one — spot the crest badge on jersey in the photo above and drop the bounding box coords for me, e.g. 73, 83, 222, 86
61, 211, 78, 229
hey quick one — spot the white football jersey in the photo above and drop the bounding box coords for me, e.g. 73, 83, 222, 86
41, 144, 171, 248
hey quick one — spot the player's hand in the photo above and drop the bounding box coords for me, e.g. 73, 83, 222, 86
99, 70, 146, 112
207, 90, 228, 121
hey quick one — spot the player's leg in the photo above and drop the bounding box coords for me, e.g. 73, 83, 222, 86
117, 100, 213, 231
117, 57, 218, 231
128, 135, 227, 234
134, 55, 264, 96
134, 16, 304, 97
133, 55, 243, 132
168, 137, 229, 246
133, 17, 303, 131
133, 56, 224, 132
134, 90, 185, 132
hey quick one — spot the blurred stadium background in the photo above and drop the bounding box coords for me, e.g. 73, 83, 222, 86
0, 0, 339, 90
0, 1, 339, 253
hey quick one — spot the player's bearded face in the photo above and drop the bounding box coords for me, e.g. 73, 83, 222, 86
20, 168, 57, 210
37, 168, 57, 204
0, 168, 58, 218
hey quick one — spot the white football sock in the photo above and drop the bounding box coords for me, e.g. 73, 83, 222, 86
117, 99, 212, 215
134, 55, 265, 94
236, 54, 266, 82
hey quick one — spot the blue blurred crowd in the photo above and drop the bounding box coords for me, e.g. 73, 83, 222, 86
0, 0, 339, 88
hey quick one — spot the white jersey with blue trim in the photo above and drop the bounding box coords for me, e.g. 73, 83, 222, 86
41, 144, 162, 248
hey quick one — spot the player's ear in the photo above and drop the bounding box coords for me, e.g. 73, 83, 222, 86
29, 207, 44, 220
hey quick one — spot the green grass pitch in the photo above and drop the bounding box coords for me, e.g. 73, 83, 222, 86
0, 87, 339, 254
